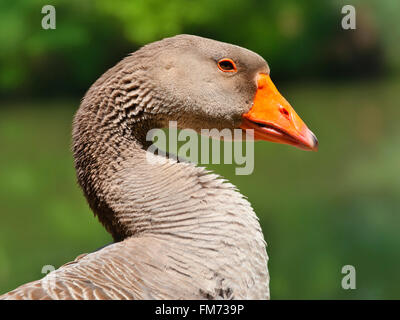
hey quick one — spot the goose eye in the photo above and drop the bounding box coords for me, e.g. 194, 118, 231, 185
217, 59, 237, 72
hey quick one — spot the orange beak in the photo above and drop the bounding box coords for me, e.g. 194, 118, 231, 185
240, 74, 318, 151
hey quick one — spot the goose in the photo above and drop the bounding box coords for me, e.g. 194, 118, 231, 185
1, 34, 317, 300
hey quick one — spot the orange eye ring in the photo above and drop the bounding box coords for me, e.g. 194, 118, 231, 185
217, 58, 237, 72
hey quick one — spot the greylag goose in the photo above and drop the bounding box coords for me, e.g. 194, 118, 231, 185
1, 35, 317, 300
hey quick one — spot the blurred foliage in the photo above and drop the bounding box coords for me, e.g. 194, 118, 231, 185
0, 0, 400, 299
1, 0, 399, 97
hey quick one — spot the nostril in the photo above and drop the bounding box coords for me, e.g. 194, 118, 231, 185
279, 106, 290, 118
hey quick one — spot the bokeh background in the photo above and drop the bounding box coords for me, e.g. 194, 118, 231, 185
1, 0, 399, 299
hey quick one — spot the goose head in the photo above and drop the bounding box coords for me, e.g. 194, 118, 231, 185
137, 34, 318, 150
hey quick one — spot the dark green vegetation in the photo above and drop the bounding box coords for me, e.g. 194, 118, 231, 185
1, 0, 399, 96
1, 78, 399, 298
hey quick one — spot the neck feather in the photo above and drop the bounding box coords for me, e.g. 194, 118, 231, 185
72, 60, 262, 246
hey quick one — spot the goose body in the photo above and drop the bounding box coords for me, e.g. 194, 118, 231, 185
1, 35, 317, 300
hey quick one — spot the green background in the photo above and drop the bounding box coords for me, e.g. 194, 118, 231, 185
1, 0, 399, 299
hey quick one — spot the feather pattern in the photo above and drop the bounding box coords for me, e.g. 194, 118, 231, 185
1, 35, 270, 300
